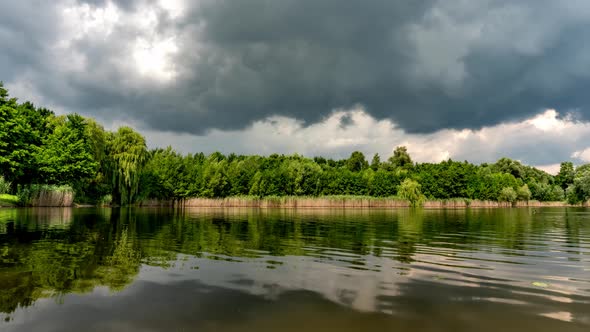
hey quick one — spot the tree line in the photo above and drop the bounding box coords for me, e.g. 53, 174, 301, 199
1, 83, 588, 205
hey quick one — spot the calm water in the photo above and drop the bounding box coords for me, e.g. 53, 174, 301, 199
0, 207, 589, 332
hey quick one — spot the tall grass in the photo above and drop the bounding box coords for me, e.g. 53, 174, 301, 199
181, 195, 410, 208
17, 184, 75, 207
164, 196, 572, 209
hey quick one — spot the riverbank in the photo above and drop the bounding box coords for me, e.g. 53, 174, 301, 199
0, 186, 74, 207
138, 196, 581, 209
0, 194, 18, 207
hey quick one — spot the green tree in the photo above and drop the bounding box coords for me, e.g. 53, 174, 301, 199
370, 153, 381, 171
37, 114, 97, 186
493, 158, 524, 179
550, 185, 565, 201
0, 85, 33, 184
570, 164, 590, 203
286, 158, 322, 196
369, 169, 399, 196
556, 162, 575, 190
200, 158, 231, 198
475, 171, 519, 201
398, 179, 425, 207
516, 184, 532, 201
566, 185, 579, 205
345, 151, 368, 172
107, 127, 148, 205
141, 147, 187, 200
498, 187, 517, 203
227, 156, 261, 196
389, 146, 413, 169
78, 118, 110, 202
414, 160, 476, 199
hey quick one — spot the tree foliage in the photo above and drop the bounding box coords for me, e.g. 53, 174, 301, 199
107, 127, 148, 205
516, 184, 532, 201
398, 179, 425, 207
37, 114, 97, 185
498, 187, 517, 203
370, 153, 381, 171
556, 162, 575, 190
0, 83, 51, 185
346, 151, 369, 172
389, 146, 413, 169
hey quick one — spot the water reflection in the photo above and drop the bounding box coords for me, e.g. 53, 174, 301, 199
0, 207, 589, 331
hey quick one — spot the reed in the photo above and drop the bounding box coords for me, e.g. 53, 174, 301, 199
17, 185, 74, 207
137, 196, 575, 209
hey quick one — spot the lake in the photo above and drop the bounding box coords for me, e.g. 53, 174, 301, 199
0, 207, 589, 331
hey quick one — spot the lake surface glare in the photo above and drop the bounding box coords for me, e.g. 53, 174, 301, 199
0, 207, 589, 331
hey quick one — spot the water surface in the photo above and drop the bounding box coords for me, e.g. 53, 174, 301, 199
0, 207, 589, 331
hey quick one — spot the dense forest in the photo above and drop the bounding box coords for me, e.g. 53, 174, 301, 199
1, 83, 588, 205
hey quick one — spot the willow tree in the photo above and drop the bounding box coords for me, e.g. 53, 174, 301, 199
107, 127, 148, 205
398, 179, 425, 207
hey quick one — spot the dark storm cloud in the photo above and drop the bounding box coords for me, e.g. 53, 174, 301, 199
2, 0, 590, 135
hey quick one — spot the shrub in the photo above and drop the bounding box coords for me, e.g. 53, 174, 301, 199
398, 179, 425, 207
551, 186, 565, 201
99, 194, 113, 206
498, 187, 517, 203
516, 184, 531, 201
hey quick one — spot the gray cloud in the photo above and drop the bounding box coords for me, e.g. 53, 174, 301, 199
2, 0, 590, 136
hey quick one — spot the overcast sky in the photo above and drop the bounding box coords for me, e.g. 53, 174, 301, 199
2, 0, 590, 173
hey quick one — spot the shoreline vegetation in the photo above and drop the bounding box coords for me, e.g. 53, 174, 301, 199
139, 196, 580, 209
2, 82, 590, 209
0, 195, 581, 208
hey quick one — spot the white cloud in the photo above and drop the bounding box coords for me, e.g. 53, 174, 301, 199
133, 36, 179, 81
535, 164, 562, 175
572, 148, 590, 162
158, 0, 187, 18
139, 107, 590, 170
60, 1, 120, 41
526, 109, 569, 131
57, 0, 180, 82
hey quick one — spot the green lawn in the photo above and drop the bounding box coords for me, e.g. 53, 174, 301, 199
0, 194, 19, 206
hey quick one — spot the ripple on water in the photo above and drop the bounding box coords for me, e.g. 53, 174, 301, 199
1, 207, 590, 330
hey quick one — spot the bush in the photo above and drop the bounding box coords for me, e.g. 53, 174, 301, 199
498, 187, 517, 203
516, 184, 531, 201
99, 194, 113, 206
0, 176, 11, 194
551, 186, 565, 201
398, 179, 425, 207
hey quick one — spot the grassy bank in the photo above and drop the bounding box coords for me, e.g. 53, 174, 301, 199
0, 194, 19, 207
139, 196, 577, 209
